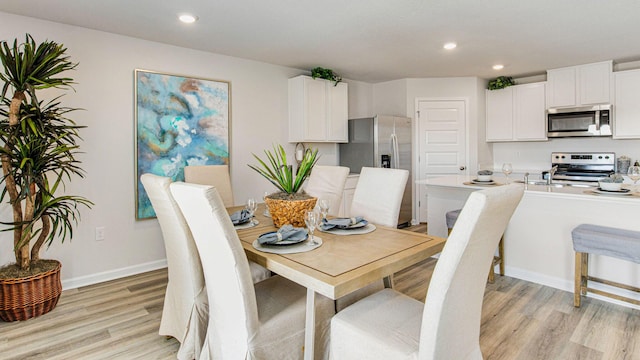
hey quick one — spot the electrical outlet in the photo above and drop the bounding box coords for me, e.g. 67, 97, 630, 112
95, 226, 106, 241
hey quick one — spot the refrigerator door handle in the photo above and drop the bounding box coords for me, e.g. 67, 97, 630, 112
390, 133, 399, 169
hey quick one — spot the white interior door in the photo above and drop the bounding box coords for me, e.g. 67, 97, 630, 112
416, 99, 467, 222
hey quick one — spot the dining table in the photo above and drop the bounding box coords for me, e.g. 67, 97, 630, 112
229, 204, 446, 360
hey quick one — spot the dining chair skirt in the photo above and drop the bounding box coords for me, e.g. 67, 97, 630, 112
331, 289, 423, 360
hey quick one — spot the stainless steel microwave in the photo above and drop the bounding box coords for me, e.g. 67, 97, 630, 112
547, 105, 612, 138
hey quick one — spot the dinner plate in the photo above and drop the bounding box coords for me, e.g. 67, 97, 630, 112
597, 187, 630, 193
592, 188, 632, 196
319, 223, 377, 235
323, 219, 369, 231
257, 231, 308, 246
471, 179, 496, 185
252, 237, 322, 254
340, 220, 369, 229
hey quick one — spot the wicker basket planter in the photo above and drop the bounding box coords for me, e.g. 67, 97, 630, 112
0, 260, 62, 322
265, 195, 317, 228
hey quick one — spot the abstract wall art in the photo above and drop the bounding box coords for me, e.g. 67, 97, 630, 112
135, 69, 231, 219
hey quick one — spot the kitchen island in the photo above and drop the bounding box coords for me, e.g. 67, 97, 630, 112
418, 175, 640, 308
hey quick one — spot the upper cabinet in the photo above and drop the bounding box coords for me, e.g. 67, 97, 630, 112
486, 82, 547, 142
288, 75, 348, 143
613, 69, 640, 139
546, 60, 612, 108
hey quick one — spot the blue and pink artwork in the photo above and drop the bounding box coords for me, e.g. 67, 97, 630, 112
135, 69, 230, 219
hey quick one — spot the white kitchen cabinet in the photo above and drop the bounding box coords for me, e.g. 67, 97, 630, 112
338, 174, 359, 217
486, 82, 547, 142
288, 75, 348, 143
546, 60, 612, 108
613, 69, 640, 139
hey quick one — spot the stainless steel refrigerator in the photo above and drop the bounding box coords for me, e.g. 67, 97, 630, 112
339, 115, 412, 227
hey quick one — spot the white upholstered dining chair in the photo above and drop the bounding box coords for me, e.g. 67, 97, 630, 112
329, 184, 524, 360
349, 167, 409, 228
184, 165, 235, 207
170, 182, 335, 360
141, 174, 270, 360
303, 165, 350, 217
337, 167, 410, 300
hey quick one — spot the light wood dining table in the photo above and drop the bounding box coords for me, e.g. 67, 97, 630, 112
230, 204, 446, 360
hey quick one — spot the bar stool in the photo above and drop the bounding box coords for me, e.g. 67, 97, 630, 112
446, 209, 504, 283
571, 224, 640, 307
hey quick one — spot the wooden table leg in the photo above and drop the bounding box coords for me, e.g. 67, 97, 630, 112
383, 275, 393, 288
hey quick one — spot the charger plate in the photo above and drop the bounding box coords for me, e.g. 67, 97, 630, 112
234, 220, 259, 229
252, 237, 322, 254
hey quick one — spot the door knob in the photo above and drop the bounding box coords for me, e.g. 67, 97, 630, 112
459, 166, 466, 171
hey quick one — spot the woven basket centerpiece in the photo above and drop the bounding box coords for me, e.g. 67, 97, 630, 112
265, 194, 317, 228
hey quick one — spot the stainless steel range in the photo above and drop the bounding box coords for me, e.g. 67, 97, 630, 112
550, 152, 615, 182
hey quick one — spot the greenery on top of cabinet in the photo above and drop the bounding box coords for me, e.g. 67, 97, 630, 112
311, 67, 342, 86
488, 76, 516, 90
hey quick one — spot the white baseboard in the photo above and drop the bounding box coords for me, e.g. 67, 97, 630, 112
61, 260, 168, 291
505, 265, 573, 292
505, 265, 640, 311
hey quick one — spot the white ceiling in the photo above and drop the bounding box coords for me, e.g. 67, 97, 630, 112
2, 0, 640, 83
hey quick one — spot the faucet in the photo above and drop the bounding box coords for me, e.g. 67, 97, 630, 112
524, 172, 530, 183
547, 165, 558, 185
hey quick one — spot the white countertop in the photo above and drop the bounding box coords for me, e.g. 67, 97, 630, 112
416, 175, 640, 201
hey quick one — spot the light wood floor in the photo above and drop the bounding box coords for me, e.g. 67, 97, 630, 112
2, 224, 639, 359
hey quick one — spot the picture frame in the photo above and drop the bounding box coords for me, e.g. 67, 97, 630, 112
134, 69, 231, 219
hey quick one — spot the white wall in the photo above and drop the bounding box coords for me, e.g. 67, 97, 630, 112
0, 12, 370, 288
372, 79, 408, 116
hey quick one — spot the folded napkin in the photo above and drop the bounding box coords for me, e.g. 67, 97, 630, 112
321, 217, 365, 231
258, 225, 308, 245
230, 209, 251, 225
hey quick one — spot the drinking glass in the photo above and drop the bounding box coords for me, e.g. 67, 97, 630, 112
502, 163, 513, 184
246, 198, 258, 225
262, 191, 271, 217
318, 199, 330, 221
305, 210, 320, 246
628, 165, 640, 190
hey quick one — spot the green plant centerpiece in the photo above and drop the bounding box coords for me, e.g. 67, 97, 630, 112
0, 34, 92, 321
249, 144, 318, 227
487, 76, 515, 90
311, 67, 342, 86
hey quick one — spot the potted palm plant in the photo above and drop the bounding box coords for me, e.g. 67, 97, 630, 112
0, 34, 91, 321
248, 144, 318, 227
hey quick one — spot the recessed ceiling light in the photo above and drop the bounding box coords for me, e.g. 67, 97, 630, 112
493, 64, 504, 70
443, 42, 457, 50
178, 14, 198, 24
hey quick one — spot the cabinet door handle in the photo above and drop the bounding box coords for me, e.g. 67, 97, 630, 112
459, 166, 466, 171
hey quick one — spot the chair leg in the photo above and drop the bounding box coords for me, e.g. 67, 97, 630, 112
574, 252, 585, 307
498, 236, 505, 276
581, 253, 589, 295
488, 263, 495, 283
487, 236, 505, 284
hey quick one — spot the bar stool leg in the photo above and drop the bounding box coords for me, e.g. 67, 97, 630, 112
488, 261, 495, 283
574, 252, 585, 307
581, 253, 589, 295
498, 236, 505, 276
